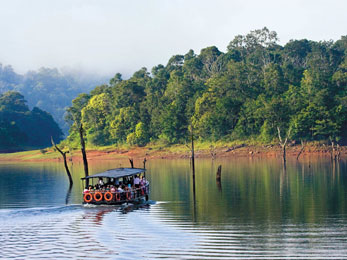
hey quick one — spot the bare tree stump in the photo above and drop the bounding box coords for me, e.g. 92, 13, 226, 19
331, 140, 335, 162
129, 158, 134, 168
79, 124, 89, 187
143, 158, 147, 169
296, 139, 305, 161
216, 165, 222, 181
51, 137, 73, 188
277, 126, 291, 165
209, 145, 216, 160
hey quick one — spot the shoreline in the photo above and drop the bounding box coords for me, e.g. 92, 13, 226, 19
0, 143, 345, 163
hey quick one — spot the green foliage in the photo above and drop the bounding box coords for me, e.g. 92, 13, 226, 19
126, 122, 149, 146
64, 30, 347, 147
0, 91, 63, 151
0, 66, 106, 135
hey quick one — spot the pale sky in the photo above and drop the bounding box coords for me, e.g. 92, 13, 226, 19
0, 0, 346, 77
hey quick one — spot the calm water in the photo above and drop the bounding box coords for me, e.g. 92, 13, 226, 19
0, 157, 346, 259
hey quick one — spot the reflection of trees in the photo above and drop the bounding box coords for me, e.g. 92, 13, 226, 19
150, 158, 347, 224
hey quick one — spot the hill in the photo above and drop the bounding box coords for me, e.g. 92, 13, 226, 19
0, 91, 63, 152
64, 28, 347, 148
0, 66, 107, 135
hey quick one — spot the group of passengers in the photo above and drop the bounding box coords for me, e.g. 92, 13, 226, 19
84, 175, 147, 197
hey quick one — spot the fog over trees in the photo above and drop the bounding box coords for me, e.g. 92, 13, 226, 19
0, 66, 107, 135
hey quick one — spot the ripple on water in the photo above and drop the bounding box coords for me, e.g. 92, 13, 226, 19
1, 203, 347, 259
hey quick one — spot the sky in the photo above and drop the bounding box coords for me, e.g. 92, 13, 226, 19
0, 0, 346, 77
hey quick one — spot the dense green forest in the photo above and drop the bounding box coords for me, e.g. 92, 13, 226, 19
0, 91, 63, 151
0, 66, 106, 134
65, 28, 347, 148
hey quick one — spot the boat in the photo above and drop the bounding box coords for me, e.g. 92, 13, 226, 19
81, 167, 149, 205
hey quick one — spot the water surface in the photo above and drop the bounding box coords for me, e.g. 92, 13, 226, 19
0, 157, 346, 259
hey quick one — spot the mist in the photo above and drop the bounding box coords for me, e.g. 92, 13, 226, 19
0, 0, 346, 76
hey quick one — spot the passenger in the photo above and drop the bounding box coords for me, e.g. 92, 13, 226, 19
141, 176, 147, 185
120, 185, 126, 200
134, 175, 140, 188
110, 186, 116, 193
98, 177, 104, 186
83, 187, 89, 194
106, 185, 110, 191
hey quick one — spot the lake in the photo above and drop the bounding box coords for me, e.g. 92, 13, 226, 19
0, 157, 346, 259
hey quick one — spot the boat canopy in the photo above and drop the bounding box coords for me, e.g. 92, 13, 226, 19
81, 168, 146, 180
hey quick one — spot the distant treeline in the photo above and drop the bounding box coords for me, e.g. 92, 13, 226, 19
0, 91, 63, 151
0, 66, 106, 134
62, 28, 346, 147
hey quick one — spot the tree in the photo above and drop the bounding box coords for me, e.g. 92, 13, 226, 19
126, 122, 149, 146
0, 91, 63, 151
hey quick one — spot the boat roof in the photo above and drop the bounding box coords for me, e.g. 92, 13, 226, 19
81, 167, 146, 180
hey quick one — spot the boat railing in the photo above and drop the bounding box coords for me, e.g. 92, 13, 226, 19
83, 182, 150, 203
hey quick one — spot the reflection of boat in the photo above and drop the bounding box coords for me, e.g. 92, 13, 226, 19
81, 168, 149, 205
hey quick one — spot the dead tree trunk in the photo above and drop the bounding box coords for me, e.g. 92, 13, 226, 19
331, 139, 335, 162
143, 158, 147, 169
277, 126, 291, 165
192, 132, 195, 176
216, 165, 222, 191
79, 124, 89, 187
329, 138, 341, 162
296, 139, 305, 161
188, 125, 196, 204
216, 165, 222, 181
129, 158, 134, 168
51, 137, 73, 188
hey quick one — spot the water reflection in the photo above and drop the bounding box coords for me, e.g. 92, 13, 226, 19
147, 157, 347, 226
0, 157, 346, 259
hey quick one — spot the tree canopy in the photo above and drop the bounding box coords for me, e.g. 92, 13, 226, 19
0, 91, 63, 151
63, 28, 346, 146
0, 66, 106, 135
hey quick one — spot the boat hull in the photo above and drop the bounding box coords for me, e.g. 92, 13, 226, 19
82, 184, 150, 205
83, 194, 149, 205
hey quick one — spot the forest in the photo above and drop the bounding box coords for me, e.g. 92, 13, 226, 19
0, 65, 106, 134
64, 28, 347, 148
0, 91, 63, 151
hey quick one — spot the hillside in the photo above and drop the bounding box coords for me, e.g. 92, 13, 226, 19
0, 66, 107, 134
0, 91, 63, 152
64, 28, 347, 148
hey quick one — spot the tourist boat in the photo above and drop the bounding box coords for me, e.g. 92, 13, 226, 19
81, 167, 149, 205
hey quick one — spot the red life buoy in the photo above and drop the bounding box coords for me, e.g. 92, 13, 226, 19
141, 187, 145, 196
104, 192, 113, 202
84, 193, 93, 203
115, 192, 121, 201
94, 192, 103, 202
